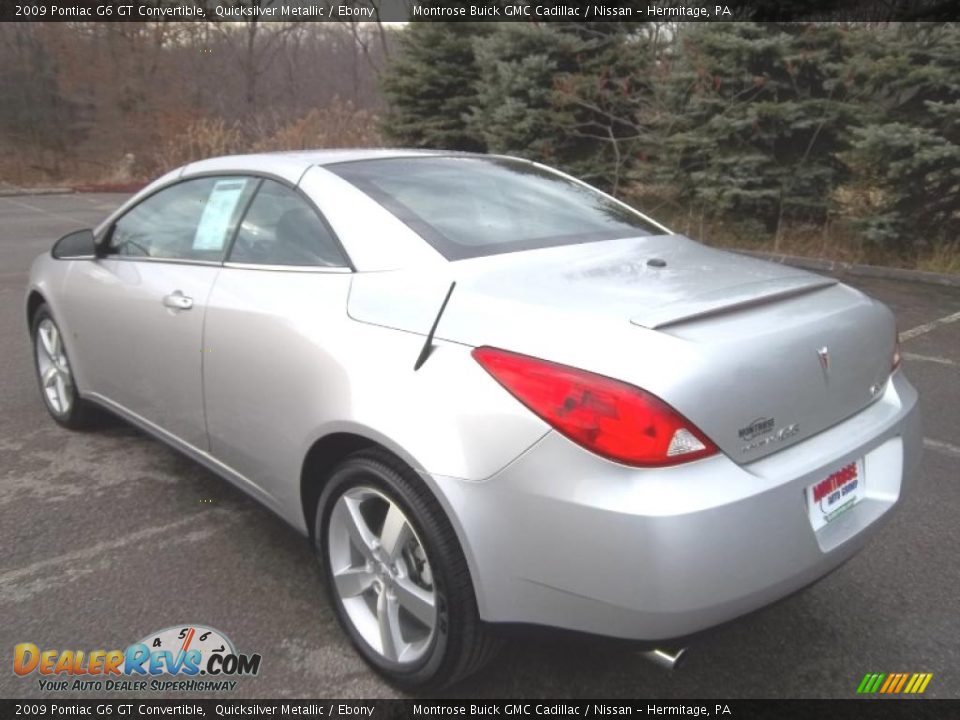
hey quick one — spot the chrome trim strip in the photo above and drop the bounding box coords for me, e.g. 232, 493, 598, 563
222, 262, 352, 274
100, 256, 223, 267
98, 253, 353, 272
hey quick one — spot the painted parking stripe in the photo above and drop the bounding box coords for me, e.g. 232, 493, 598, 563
0, 195, 90, 224
899, 310, 960, 342
903, 352, 957, 367
0, 509, 247, 604
923, 438, 960, 459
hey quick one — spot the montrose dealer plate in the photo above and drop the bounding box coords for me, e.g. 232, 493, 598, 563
806, 459, 865, 531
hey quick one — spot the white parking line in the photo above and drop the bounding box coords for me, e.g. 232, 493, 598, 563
900, 310, 960, 342
903, 352, 958, 367
0, 510, 246, 604
0, 195, 89, 224
923, 438, 960, 459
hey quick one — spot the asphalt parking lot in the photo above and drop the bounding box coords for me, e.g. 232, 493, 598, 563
1, 192, 958, 700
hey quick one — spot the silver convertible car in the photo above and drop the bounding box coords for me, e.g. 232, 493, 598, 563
26, 150, 920, 688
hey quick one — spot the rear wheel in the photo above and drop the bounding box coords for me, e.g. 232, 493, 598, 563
31, 304, 96, 429
316, 449, 500, 689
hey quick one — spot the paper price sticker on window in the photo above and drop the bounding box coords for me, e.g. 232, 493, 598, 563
193, 179, 248, 251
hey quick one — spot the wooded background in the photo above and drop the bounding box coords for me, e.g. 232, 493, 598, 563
0, 22, 389, 181
1, 21, 957, 270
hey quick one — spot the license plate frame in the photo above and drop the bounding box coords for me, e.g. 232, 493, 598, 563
806, 458, 865, 531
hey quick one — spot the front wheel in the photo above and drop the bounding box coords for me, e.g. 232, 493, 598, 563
31, 304, 96, 430
316, 449, 500, 689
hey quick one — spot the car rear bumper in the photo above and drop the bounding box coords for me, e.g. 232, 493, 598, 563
429, 370, 921, 640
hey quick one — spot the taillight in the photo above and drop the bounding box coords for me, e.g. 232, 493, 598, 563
472, 346, 719, 467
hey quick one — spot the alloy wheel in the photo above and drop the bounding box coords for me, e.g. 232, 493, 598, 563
35, 317, 74, 416
327, 486, 437, 665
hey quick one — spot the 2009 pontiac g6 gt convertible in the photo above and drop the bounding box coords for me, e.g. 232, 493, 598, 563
26, 150, 921, 688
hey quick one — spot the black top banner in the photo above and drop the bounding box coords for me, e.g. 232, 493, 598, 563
1, 0, 959, 22
1, 699, 957, 719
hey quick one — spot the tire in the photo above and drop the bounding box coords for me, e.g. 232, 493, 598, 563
315, 448, 500, 690
31, 303, 97, 430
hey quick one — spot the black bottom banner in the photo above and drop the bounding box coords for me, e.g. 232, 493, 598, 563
1, 699, 954, 720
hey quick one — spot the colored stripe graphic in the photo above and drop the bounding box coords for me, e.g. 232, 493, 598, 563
893, 673, 909, 693
879, 674, 896, 693
857, 673, 885, 693
858, 672, 933, 694
887, 673, 906, 693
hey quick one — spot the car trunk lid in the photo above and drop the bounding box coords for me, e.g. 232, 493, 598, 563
348, 235, 896, 462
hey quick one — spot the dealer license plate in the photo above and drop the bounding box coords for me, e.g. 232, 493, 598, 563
806, 459, 865, 531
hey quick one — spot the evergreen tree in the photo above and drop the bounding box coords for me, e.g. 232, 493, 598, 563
469, 22, 654, 192
552, 23, 663, 193
468, 24, 578, 164
844, 24, 960, 253
378, 22, 958, 260
380, 22, 491, 151
661, 23, 857, 235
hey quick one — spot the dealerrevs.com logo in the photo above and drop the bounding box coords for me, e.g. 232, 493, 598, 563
14, 624, 261, 692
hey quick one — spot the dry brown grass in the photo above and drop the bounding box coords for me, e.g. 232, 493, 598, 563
1, 98, 382, 188
254, 103, 381, 152
152, 116, 246, 173
151, 99, 382, 175
915, 243, 960, 275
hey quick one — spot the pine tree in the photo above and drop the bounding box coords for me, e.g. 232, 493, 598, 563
661, 23, 857, 236
468, 24, 578, 164
468, 22, 654, 193
552, 23, 662, 193
844, 24, 960, 253
380, 22, 491, 151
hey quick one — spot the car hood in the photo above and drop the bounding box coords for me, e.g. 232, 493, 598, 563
348, 235, 895, 463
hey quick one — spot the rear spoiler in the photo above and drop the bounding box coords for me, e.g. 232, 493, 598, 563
631, 277, 838, 330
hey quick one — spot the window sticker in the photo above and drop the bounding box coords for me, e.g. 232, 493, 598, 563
193, 179, 248, 251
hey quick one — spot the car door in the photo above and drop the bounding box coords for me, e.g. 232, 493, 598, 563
203, 178, 352, 512
61, 176, 256, 450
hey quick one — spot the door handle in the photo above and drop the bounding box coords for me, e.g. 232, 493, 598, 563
162, 291, 194, 311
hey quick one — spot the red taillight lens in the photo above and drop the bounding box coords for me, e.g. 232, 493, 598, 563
472, 346, 719, 467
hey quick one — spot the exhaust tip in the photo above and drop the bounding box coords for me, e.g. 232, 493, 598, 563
640, 647, 687, 670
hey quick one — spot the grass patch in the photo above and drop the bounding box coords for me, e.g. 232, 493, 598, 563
0, 100, 382, 190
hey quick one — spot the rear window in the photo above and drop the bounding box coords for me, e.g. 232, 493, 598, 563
327, 156, 663, 260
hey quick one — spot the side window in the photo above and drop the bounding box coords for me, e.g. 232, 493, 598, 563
229, 180, 346, 267
108, 177, 254, 262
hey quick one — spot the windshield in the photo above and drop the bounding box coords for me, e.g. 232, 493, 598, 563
326, 156, 665, 260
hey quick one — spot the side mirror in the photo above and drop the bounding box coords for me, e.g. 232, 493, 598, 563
51, 229, 97, 260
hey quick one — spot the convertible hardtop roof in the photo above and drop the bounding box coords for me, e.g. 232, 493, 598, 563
279, 148, 457, 166
179, 148, 489, 185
